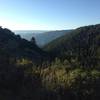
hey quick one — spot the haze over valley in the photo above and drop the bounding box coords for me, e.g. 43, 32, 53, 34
14, 30, 72, 46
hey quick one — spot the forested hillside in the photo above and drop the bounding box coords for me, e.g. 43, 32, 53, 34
0, 27, 48, 63
44, 24, 100, 68
0, 25, 100, 100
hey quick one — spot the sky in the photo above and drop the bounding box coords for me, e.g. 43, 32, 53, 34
0, 0, 100, 30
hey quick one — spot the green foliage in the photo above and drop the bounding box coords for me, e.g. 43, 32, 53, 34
44, 24, 100, 68
39, 66, 100, 100
0, 25, 100, 100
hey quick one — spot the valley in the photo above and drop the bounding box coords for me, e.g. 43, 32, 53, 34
0, 24, 100, 100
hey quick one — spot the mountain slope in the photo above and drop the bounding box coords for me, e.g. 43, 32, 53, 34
0, 27, 48, 63
44, 24, 100, 67
35, 30, 72, 46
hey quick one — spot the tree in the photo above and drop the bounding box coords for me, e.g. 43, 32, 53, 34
30, 37, 36, 44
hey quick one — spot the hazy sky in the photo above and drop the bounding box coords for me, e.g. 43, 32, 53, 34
0, 0, 100, 30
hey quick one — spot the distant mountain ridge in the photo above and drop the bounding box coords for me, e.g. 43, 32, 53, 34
14, 30, 47, 34
14, 30, 72, 47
